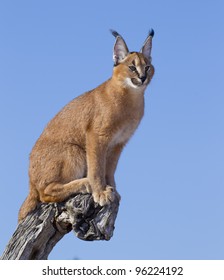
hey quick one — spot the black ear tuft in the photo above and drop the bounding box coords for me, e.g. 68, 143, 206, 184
110, 29, 121, 38
149, 28, 155, 38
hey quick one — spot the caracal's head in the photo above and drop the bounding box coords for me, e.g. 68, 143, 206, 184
111, 29, 154, 91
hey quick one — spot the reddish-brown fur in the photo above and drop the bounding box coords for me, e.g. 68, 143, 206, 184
18, 30, 154, 222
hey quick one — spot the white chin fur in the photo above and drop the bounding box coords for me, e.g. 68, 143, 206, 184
125, 78, 139, 89
125, 78, 147, 90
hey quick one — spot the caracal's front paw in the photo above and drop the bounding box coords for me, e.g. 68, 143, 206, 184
92, 186, 116, 206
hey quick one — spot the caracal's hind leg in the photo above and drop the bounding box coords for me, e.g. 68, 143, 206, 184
31, 143, 91, 204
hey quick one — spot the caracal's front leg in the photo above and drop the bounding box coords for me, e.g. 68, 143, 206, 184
106, 143, 124, 201
86, 131, 116, 206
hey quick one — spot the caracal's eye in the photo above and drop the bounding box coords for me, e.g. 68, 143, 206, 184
129, 65, 136, 72
145, 65, 150, 72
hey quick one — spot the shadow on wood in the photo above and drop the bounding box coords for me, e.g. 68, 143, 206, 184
1, 194, 119, 260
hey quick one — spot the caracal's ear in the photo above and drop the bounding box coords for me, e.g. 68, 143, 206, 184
110, 30, 129, 66
140, 29, 154, 60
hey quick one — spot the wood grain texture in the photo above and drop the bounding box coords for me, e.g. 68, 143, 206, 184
1, 194, 119, 260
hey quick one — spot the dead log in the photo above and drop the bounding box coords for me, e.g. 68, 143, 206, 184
1, 194, 119, 260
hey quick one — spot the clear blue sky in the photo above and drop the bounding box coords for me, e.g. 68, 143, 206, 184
0, 0, 223, 260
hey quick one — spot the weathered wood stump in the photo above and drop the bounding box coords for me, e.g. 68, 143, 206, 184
1, 194, 119, 260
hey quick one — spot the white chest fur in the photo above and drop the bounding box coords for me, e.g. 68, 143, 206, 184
110, 123, 138, 147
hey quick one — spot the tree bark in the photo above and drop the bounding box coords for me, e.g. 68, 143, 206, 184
1, 194, 119, 260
